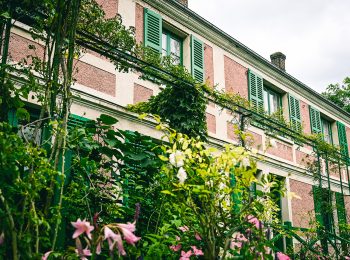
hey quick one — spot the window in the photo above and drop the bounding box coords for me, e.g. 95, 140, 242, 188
144, 8, 204, 82
162, 30, 182, 65
322, 118, 333, 144
263, 88, 281, 115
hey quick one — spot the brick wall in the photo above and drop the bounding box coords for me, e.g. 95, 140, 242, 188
95, 0, 118, 19
206, 113, 216, 134
224, 55, 248, 98
74, 61, 116, 96
346, 126, 350, 156
227, 121, 239, 142
345, 196, 350, 223
296, 150, 316, 168
135, 3, 144, 43
204, 44, 214, 88
133, 83, 153, 103
289, 179, 315, 228
8, 33, 44, 63
266, 141, 293, 162
247, 130, 262, 150
300, 100, 311, 134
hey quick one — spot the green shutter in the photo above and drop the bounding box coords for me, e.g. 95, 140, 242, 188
309, 106, 322, 134
144, 8, 162, 53
289, 95, 302, 132
313, 186, 324, 225
67, 114, 90, 129
337, 121, 349, 158
191, 35, 204, 82
335, 192, 347, 226
8, 109, 18, 127
248, 70, 264, 113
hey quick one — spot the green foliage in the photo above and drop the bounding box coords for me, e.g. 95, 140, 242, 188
128, 53, 208, 141
322, 77, 350, 114
0, 122, 60, 258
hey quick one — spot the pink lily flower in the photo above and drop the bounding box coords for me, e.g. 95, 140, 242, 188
276, 252, 291, 260
230, 241, 242, 249
195, 232, 202, 241
180, 250, 193, 260
170, 244, 182, 252
178, 226, 189, 232
247, 215, 263, 229
117, 222, 141, 246
191, 246, 204, 256
96, 242, 101, 255
71, 219, 94, 239
176, 235, 181, 241
115, 234, 127, 256
104, 227, 126, 255
75, 247, 92, 260
234, 232, 248, 242
42, 251, 52, 260
117, 222, 136, 232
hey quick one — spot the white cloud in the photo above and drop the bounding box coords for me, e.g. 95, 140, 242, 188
188, 0, 350, 93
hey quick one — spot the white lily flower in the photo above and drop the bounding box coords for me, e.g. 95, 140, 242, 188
169, 150, 184, 167
177, 167, 187, 184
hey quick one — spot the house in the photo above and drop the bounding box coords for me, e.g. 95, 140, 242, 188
8, 0, 350, 253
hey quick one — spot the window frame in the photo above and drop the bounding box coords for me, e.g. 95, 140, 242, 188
321, 117, 333, 145
263, 86, 282, 115
161, 29, 183, 66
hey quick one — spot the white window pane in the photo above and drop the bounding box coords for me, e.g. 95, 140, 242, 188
170, 38, 181, 56
270, 93, 279, 114
162, 33, 167, 52
263, 90, 269, 113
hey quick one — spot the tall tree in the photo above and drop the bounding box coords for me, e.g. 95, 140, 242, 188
322, 77, 350, 113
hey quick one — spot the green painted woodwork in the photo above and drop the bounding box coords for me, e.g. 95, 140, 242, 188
7, 109, 18, 127
284, 221, 294, 254
248, 70, 264, 113
337, 121, 349, 159
263, 87, 281, 115
335, 192, 346, 227
190, 35, 204, 82
309, 106, 322, 134
288, 95, 301, 133
144, 8, 162, 53
162, 29, 183, 65
312, 186, 324, 226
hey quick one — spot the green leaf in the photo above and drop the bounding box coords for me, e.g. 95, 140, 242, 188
161, 190, 175, 196
158, 155, 168, 161
99, 114, 118, 125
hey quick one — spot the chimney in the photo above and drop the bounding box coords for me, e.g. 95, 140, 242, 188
270, 52, 286, 71
177, 0, 188, 7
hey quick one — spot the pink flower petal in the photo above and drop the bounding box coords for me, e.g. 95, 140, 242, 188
115, 234, 126, 256
276, 252, 291, 260
42, 251, 52, 260
195, 232, 202, 241
191, 246, 204, 256
119, 226, 141, 246
96, 242, 101, 255
181, 250, 193, 258
170, 244, 182, 252
71, 219, 94, 239
178, 226, 189, 232
117, 222, 136, 233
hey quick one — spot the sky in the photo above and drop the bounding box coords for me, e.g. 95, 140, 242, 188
188, 0, 350, 93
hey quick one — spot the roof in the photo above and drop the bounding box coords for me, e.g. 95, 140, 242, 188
143, 0, 350, 122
